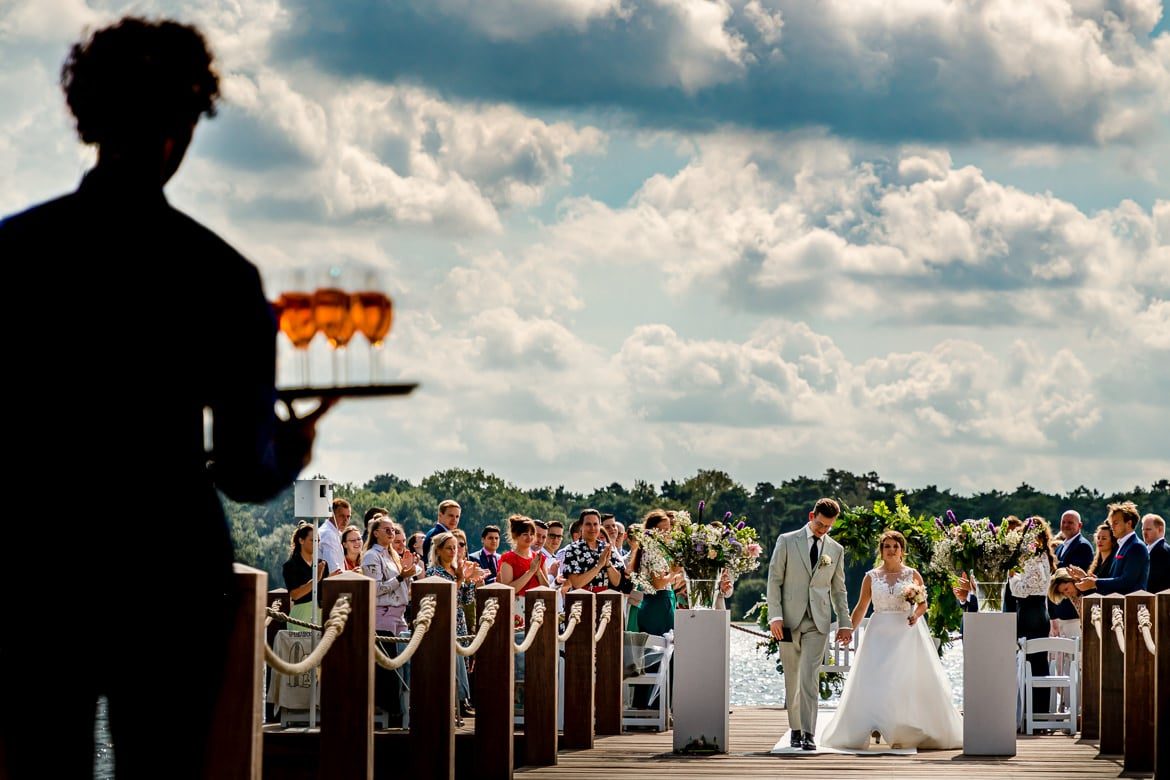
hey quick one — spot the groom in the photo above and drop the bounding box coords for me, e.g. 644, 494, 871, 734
767, 498, 852, 751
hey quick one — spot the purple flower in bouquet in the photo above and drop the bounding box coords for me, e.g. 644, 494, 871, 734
736, 520, 745, 530
723, 512, 733, 522
946, 509, 957, 525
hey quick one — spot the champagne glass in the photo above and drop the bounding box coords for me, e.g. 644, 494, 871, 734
312, 267, 357, 385
350, 283, 393, 383
277, 290, 316, 386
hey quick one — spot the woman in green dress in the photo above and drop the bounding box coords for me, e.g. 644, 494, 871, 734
629, 509, 680, 636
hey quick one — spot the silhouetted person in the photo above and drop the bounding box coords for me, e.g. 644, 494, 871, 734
0, 17, 332, 779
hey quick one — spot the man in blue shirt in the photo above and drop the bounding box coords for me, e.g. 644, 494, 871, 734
1076, 502, 1149, 595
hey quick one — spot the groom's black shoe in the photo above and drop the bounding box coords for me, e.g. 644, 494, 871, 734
801, 733, 816, 751
790, 729, 803, 747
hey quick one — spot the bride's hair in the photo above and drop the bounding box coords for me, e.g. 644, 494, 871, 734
877, 529, 906, 559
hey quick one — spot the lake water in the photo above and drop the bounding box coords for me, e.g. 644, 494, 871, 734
94, 623, 965, 775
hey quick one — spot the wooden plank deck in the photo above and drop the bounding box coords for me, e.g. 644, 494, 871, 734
515, 707, 1130, 779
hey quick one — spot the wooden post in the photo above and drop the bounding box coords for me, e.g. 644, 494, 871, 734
1079, 594, 1102, 741
266, 588, 291, 722
320, 572, 375, 780
473, 584, 514, 780
206, 564, 266, 780
593, 591, 624, 736
523, 587, 558, 767
1098, 594, 1125, 755
1123, 591, 1155, 773
411, 577, 456, 780
562, 590, 596, 750
1156, 590, 1168, 780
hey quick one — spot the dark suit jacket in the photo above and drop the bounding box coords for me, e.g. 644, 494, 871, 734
1050, 533, 1095, 619
469, 548, 500, 585
1147, 537, 1169, 594
1094, 534, 1150, 595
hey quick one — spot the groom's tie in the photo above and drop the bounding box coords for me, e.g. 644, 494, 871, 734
810, 537, 819, 569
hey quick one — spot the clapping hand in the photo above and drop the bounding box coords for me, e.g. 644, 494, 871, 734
401, 551, 417, 571
459, 559, 478, 580
1067, 565, 1087, 581
952, 572, 972, 602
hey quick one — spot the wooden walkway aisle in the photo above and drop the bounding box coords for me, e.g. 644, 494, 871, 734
516, 707, 1129, 780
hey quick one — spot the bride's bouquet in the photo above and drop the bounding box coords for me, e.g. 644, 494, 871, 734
902, 582, 926, 606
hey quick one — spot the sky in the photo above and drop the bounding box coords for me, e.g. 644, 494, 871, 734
2, 0, 1168, 496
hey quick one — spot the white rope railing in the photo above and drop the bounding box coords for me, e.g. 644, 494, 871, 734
456, 598, 500, 657
1091, 604, 1103, 641
1137, 605, 1155, 655
375, 595, 437, 671
557, 601, 584, 643
265, 598, 283, 628
513, 601, 547, 654
1111, 605, 1125, 654
264, 595, 352, 675
593, 601, 614, 643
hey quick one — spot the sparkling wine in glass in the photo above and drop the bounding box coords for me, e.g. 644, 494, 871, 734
350, 290, 393, 382
277, 291, 316, 385
312, 286, 356, 385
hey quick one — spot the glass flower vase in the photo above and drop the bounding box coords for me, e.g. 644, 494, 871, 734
974, 579, 1006, 612
684, 571, 721, 609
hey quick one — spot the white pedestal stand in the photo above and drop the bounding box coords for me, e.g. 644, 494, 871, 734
962, 612, 1018, 756
672, 608, 730, 754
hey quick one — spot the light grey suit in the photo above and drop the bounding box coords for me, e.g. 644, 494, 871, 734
766, 526, 850, 735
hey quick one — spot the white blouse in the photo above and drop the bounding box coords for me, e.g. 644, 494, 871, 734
1009, 554, 1052, 598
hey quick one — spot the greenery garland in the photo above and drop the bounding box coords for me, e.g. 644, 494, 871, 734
832, 494, 961, 651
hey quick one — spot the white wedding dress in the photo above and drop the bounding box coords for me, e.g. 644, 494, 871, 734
820, 567, 963, 750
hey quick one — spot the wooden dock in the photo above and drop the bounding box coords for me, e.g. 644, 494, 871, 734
515, 707, 1129, 779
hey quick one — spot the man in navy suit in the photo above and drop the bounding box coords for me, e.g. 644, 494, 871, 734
1142, 513, 1168, 593
470, 525, 502, 585
1049, 511, 1095, 636
1076, 502, 1149, 595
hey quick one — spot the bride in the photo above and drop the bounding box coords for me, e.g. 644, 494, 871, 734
820, 529, 963, 750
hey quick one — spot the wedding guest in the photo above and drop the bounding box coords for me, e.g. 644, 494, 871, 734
532, 519, 549, 558
602, 514, 627, 566
498, 516, 549, 613
362, 516, 415, 722
1076, 502, 1149, 595
1001, 516, 1025, 615
1009, 517, 1056, 720
1083, 522, 1117, 579
284, 523, 327, 628
1142, 513, 1168, 593
1048, 569, 1082, 618
318, 498, 352, 575
340, 524, 364, 571
1049, 511, 1093, 638
362, 517, 415, 634
407, 531, 426, 560
427, 531, 478, 721
628, 510, 680, 637
470, 525, 502, 585
543, 520, 565, 577
423, 499, 461, 563
564, 510, 625, 592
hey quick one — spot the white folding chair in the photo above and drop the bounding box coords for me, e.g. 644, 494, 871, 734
1020, 637, 1079, 735
821, 618, 867, 678
621, 631, 673, 731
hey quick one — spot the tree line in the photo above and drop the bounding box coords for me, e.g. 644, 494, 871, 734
227, 467, 1169, 619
